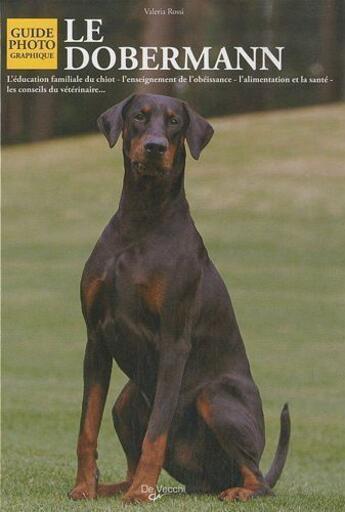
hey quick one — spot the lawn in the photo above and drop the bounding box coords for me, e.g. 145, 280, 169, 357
2, 103, 345, 511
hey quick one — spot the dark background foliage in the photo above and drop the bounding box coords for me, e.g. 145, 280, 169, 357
2, 0, 345, 144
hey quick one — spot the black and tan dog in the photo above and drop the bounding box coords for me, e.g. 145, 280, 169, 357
69, 94, 290, 503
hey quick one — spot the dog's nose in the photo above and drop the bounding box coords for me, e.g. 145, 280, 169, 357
144, 138, 168, 156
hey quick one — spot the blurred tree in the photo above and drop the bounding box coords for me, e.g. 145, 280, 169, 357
137, 0, 180, 95
5, 95, 24, 141
320, 0, 344, 101
2, 0, 344, 144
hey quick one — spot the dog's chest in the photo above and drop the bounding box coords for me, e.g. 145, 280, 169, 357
111, 245, 171, 354
100, 247, 168, 383
114, 242, 170, 312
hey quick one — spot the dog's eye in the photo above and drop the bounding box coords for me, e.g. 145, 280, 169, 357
169, 117, 178, 125
134, 113, 145, 122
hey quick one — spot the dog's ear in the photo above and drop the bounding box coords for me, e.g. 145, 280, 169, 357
97, 95, 135, 148
183, 103, 214, 160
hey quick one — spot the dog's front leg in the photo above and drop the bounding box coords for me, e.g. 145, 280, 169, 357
69, 332, 112, 500
123, 340, 190, 504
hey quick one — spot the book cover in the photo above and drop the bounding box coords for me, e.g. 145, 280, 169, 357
2, 1, 344, 510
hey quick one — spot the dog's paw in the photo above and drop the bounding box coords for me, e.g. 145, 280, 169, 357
218, 487, 255, 502
68, 482, 97, 500
218, 485, 273, 502
97, 481, 131, 497
122, 488, 154, 504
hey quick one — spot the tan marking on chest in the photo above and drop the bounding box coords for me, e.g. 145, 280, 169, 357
138, 275, 167, 313
196, 391, 213, 424
85, 279, 105, 319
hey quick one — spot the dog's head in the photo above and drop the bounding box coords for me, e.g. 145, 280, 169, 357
97, 94, 214, 177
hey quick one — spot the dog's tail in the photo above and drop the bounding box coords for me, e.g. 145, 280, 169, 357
264, 403, 291, 489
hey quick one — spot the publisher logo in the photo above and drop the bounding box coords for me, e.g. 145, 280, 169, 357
7, 18, 58, 69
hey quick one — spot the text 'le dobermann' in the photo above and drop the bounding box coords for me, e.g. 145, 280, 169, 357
69, 94, 291, 504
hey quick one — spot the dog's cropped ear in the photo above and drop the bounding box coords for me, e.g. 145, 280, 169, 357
183, 103, 214, 160
97, 95, 135, 148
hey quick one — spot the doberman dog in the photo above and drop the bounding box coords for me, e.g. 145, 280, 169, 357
68, 93, 290, 504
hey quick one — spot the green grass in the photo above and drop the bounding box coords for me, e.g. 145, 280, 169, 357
2, 103, 345, 511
